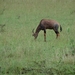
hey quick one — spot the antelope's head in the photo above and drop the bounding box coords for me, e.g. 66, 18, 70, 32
32, 29, 38, 39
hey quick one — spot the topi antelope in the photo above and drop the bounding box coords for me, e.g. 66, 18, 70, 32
32, 19, 62, 42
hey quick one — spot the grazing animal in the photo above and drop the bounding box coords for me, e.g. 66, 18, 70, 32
32, 19, 62, 42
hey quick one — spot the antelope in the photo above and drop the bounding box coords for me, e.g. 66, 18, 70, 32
32, 19, 62, 42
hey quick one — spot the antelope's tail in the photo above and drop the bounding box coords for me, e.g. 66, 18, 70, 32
60, 25, 62, 32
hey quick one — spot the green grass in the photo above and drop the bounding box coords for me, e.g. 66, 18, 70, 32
0, 0, 75, 75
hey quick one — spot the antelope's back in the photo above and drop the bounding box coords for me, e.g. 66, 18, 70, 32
41, 19, 60, 29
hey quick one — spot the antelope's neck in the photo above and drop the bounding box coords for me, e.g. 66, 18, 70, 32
35, 26, 40, 34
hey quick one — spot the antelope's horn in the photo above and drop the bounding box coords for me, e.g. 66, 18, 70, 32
32, 29, 34, 33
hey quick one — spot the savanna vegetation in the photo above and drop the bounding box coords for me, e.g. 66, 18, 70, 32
0, 0, 75, 75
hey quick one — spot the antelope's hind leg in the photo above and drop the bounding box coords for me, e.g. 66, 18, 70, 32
55, 31, 60, 39
54, 24, 60, 39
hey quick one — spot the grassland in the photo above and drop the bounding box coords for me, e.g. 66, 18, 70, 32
0, 0, 75, 75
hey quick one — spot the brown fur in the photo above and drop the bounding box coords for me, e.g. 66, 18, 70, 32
32, 19, 62, 42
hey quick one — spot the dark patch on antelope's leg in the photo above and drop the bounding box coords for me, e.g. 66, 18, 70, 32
53, 24, 60, 38
55, 31, 59, 39
56, 33, 60, 39
44, 29, 46, 42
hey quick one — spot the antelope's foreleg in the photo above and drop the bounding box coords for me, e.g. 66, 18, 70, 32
44, 30, 46, 42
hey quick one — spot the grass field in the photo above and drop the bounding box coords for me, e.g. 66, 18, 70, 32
0, 0, 75, 75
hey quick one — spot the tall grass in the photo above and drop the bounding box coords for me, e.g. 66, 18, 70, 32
0, 0, 75, 74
